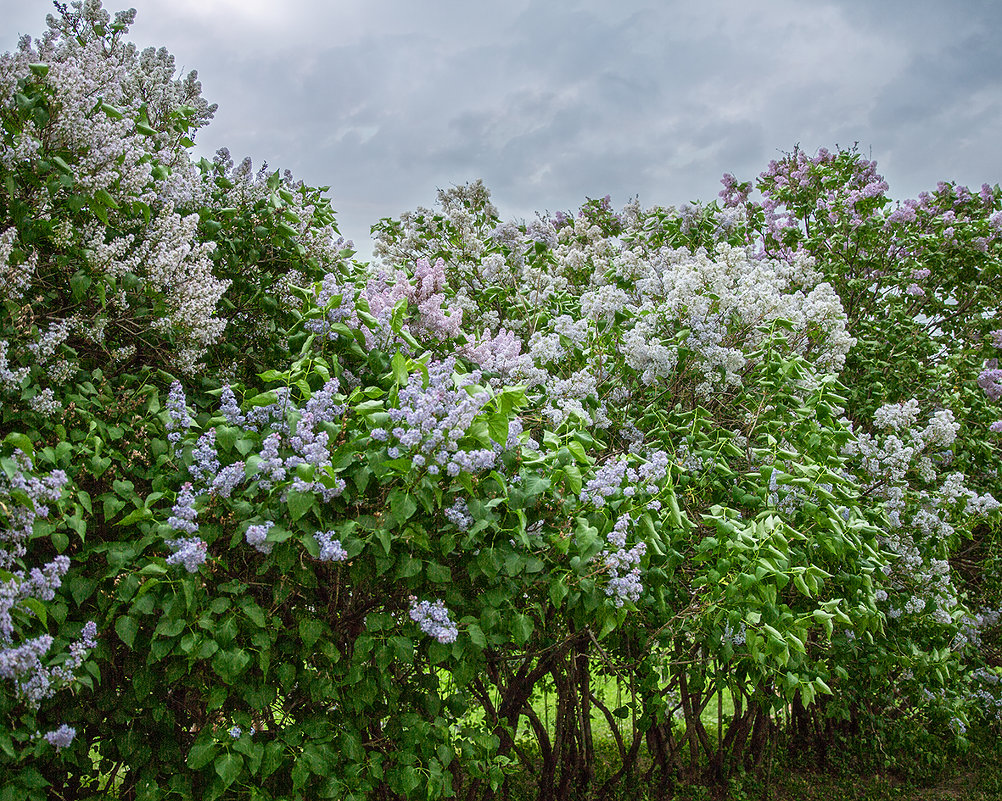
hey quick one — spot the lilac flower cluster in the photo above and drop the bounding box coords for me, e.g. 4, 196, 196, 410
305, 258, 463, 352
723, 621, 747, 646
245, 522, 274, 555
219, 384, 246, 428
314, 530, 348, 562
382, 358, 500, 477
210, 462, 245, 499
256, 433, 287, 491
843, 402, 1001, 629
967, 668, 1002, 722
463, 327, 522, 383
599, 516, 646, 607
408, 598, 459, 644
163, 377, 353, 567
979, 360, 1002, 402
1, 620, 97, 707
166, 483, 198, 535
165, 537, 207, 573
243, 387, 292, 436
284, 381, 347, 501
43, 724, 76, 750
0, 450, 78, 705
0, 554, 67, 638
580, 450, 670, 507
165, 381, 194, 448
189, 429, 220, 485
0, 448, 67, 569
581, 460, 631, 507
444, 498, 474, 531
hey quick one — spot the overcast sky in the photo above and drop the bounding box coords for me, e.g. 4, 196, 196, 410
4, 0, 1002, 261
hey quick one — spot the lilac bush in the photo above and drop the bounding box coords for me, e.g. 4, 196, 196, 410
2, 1, 1001, 796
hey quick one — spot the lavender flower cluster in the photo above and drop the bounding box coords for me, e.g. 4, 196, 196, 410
444, 498, 474, 531
245, 521, 274, 555
165, 537, 207, 573
162, 378, 352, 570
408, 598, 459, 644
599, 516, 646, 607
1, 620, 97, 708
314, 530, 348, 562
304, 257, 463, 353
1, 449, 97, 707
165, 381, 194, 449
379, 358, 502, 477
580, 450, 670, 508
0, 448, 67, 568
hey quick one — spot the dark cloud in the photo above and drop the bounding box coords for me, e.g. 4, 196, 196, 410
3, 0, 1002, 259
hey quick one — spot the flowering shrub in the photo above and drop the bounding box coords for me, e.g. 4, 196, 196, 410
1, 2, 1001, 799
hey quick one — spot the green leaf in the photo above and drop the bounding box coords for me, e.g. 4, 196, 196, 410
21, 597, 47, 627
512, 614, 533, 645
287, 490, 313, 521
187, 741, 218, 770
4, 432, 34, 454
488, 413, 509, 447
214, 752, 244, 787
212, 648, 251, 683
467, 623, 486, 649
116, 507, 152, 526
300, 618, 324, 648
426, 562, 451, 583
549, 577, 569, 607
389, 490, 417, 527
115, 615, 139, 648
94, 188, 120, 208
391, 352, 408, 384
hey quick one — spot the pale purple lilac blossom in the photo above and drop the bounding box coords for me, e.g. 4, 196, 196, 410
314, 530, 348, 562
409, 599, 458, 644
165, 537, 207, 573
245, 521, 274, 555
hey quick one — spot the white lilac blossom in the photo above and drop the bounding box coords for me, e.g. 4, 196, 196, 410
0, 6, 230, 368
408, 599, 459, 644
0, 227, 36, 301
844, 402, 997, 629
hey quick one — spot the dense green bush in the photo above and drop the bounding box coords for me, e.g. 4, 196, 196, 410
2, 3, 1001, 800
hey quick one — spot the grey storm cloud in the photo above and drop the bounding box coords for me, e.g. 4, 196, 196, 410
4, 0, 1002, 260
